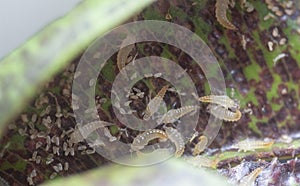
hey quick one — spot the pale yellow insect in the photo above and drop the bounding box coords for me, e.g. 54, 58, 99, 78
208, 105, 242, 122
131, 129, 168, 152
68, 120, 110, 145
215, 0, 237, 30
164, 127, 185, 157
143, 85, 169, 120
192, 135, 208, 156
158, 105, 198, 124
198, 95, 240, 110
238, 167, 263, 186
184, 155, 219, 169
233, 139, 274, 152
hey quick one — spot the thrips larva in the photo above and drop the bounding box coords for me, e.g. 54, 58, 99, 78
207, 105, 242, 122
215, 0, 237, 30
164, 127, 185, 157
143, 85, 169, 120
192, 135, 208, 156
184, 155, 219, 169
68, 120, 110, 144
198, 95, 240, 110
233, 139, 274, 152
238, 167, 263, 186
158, 105, 198, 124
117, 42, 135, 72
131, 129, 168, 152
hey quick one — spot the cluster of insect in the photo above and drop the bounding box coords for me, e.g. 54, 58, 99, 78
70, 79, 247, 159
68, 30, 279, 164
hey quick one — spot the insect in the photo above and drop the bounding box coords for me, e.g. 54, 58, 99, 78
164, 127, 185, 157
68, 120, 111, 145
143, 85, 169, 120
184, 155, 219, 169
131, 129, 168, 152
215, 0, 237, 30
192, 135, 208, 156
207, 105, 242, 122
158, 105, 198, 124
238, 167, 263, 186
117, 42, 135, 72
198, 95, 240, 111
233, 139, 274, 152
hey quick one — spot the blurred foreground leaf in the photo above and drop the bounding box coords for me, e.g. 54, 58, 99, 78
0, 0, 154, 137
41, 158, 231, 186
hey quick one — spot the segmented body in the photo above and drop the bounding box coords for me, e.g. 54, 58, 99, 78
164, 127, 185, 157
158, 105, 198, 124
215, 0, 237, 30
234, 139, 274, 152
131, 129, 168, 151
117, 44, 135, 72
208, 105, 241, 122
238, 167, 263, 186
192, 135, 208, 156
198, 95, 240, 110
143, 85, 169, 120
68, 121, 110, 144
184, 155, 219, 169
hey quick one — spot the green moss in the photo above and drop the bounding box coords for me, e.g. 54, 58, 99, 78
10, 135, 25, 150
101, 60, 116, 83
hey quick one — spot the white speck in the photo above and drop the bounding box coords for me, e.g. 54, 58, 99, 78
50, 172, 57, 179
273, 53, 287, 66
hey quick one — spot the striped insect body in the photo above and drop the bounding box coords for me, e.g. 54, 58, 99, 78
158, 105, 198, 124
198, 95, 240, 111
234, 139, 274, 152
238, 167, 263, 186
68, 120, 110, 144
184, 155, 219, 169
117, 37, 136, 72
208, 105, 242, 122
164, 127, 185, 157
131, 129, 168, 152
192, 135, 208, 156
143, 85, 169, 120
215, 0, 237, 30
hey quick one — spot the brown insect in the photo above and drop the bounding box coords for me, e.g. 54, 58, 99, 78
143, 85, 169, 120
164, 127, 185, 157
192, 135, 208, 156
233, 139, 274, 152
158, 105, 198, 124
198, 95, 240, 111
238, 167, 263, 186
215, 0, 237, 30
131, 129, 168, 152
207, 105, 242, 122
